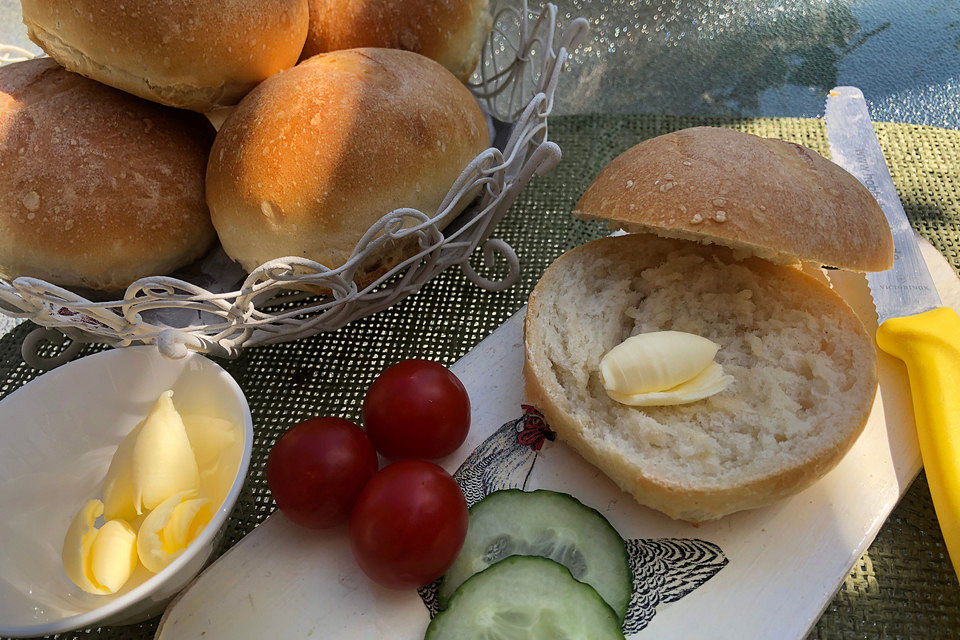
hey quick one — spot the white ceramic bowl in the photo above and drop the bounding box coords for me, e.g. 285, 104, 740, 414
0, 346, 253, 637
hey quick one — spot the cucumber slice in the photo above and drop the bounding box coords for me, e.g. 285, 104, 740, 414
438, 489, 632, 621
425, 556, 624, 640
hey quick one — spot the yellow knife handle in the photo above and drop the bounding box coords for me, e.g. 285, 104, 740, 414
876, 307, 960, 581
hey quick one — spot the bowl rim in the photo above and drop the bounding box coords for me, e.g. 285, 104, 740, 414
0, 345, 254, 637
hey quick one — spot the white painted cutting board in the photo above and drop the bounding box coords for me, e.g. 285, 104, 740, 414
156, 237, 960, 640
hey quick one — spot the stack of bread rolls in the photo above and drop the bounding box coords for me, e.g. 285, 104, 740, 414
2, 0, 493, 292
524, 127, 894, 522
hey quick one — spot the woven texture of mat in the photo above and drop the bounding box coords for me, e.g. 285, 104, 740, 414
2, 114, 958, 640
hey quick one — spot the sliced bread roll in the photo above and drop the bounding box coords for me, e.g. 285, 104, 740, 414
524, 233, 878, 522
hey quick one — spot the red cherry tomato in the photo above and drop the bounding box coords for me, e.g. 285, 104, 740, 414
363, 359, 470, 460
267, 417, 378, 529
349, 460, 468, 589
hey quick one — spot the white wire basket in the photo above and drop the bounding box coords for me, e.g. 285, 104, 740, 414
0, 2, 588, 368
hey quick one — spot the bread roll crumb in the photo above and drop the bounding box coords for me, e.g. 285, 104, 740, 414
524, 234, 877, 521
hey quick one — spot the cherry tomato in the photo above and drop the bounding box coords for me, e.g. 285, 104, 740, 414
267, 417, 378, 529
363, 359, 470, 460
349, 460, 468, 589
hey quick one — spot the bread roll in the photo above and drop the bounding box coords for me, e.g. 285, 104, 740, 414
524, 234, 877, 522
20, 0, 309, 111
206, 48, 489, 285
0, 59, 216, 291
575, 127, 894, 272
301, 0, 492, 81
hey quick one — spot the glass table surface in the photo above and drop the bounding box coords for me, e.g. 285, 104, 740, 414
1, 0, 959, 128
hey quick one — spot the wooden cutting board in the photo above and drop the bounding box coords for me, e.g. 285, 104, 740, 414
156, 236, 960, 640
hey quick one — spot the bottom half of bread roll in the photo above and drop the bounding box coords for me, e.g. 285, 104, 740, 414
524, 233, 877, 522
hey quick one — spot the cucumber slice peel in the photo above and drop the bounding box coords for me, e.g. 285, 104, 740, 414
425, 556, 625, 640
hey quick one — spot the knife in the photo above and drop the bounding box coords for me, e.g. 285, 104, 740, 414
826, 86, 960, 581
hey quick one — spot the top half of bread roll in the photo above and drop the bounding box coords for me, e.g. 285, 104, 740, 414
301, 0, 492, 81
21, 0, 309, 111
575, 126, 895, 272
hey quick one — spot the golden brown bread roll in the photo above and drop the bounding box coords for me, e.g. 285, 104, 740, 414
206, 48, 489, 285
574, 127, 895, 272
300, 0, 492, 81
20, 0, 309, 111
0, 58, 217, 291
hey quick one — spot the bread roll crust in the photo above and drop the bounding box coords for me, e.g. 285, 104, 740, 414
206, 48, 489, 284
524, 234, 878, 522
574, 127, 894, 272
21, 0, 309, 111
301, 0, 492, 81
0, 59, 216, 291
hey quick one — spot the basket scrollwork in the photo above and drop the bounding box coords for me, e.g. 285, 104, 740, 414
0, 2, 588, 368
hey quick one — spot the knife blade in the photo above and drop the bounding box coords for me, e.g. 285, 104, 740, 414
826, 86, 960, 582
825, 87, 940, 323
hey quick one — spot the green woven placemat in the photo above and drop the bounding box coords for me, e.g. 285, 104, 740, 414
2, 114, 958, 640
